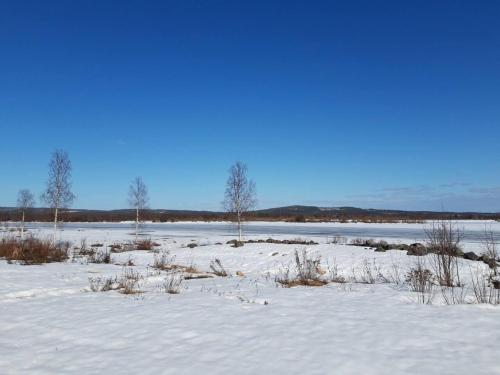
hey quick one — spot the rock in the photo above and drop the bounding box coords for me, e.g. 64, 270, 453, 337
463, 252, 479, 261
407, 243, 427, 256
378, 242, 390, 251
232, 241, 244, 248
481, 255, 497, 269
492, 279, 500, 290
365, 239, 377, 247
187, 243, 198, 248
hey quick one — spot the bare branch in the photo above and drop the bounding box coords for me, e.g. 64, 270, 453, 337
17, 189, 35, 210
128, 177, 149, 210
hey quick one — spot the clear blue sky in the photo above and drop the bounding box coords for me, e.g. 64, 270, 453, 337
1, 1, 499, 212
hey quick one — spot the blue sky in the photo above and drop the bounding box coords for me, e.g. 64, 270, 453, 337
1, 0, 499, 212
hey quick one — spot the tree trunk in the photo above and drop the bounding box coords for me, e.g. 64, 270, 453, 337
54, 207, 59, 232
237, 211, 242, 242
21, 210, 25, 239
135, 207, 139, 243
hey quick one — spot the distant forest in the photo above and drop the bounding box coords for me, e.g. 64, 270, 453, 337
0, 206, 498, 223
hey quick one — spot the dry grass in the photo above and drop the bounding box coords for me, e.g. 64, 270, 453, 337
152, 250, 177, 270
406, 258, 435, 304
0, 235, 69, 264
470, 266, 500, 305
210, 258, 230, 277
78, 238, 95, 256
88, 268, 142, 294
276, 250, 328, 287
135, 238, 158, 250
89, 249, 111, 264
88, 276, 117, 292
160, 272, 184, 294
118, 268, 142, 294
152, 251, 209, 279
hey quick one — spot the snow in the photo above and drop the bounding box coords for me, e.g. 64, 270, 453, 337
1, 222, 499, 374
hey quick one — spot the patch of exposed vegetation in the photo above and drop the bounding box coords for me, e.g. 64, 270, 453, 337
0, 236, 69, 265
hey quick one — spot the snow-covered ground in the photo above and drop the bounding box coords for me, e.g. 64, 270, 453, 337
1, 222, 499, 374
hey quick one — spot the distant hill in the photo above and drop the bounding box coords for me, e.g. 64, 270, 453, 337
0, 205, 498, 222
255, 205, 500, 217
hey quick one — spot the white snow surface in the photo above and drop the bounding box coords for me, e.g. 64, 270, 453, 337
1, 222, 499, 374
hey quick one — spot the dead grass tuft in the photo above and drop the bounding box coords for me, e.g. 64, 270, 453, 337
160, 272, 184, 294
210, 258, 230, 277
276, 250, 328, 287
135, 238, 157, 250
0, 235, 69, 264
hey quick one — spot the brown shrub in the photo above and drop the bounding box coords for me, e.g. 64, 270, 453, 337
152, 251, 176, 270
276, 250, 328, 287
0, 236, 69, 264
135, 238, 156, 250
118, 268, 142, 294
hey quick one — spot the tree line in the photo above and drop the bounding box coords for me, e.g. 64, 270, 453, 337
13, 150, 257, 241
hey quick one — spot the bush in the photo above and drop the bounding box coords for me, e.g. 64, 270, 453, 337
0, 236, 69, 264
276, 250, 327, 287
426, 221, 463, 287
135, 238, 156, 250
118, 268, 142, 294
406, 260, 435, 304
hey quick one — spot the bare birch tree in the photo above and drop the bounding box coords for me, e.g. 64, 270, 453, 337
41, 149, 75, 232
223, 162, 256, 241
128, 177, 149, 242
17, 189, 35, 239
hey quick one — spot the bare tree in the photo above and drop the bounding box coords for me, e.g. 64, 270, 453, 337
17, 189, 35, 239
128, 177, 149, 242
41, 149, 75, 232
223, 161, 256, 241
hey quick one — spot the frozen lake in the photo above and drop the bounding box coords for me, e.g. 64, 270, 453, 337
24, 220, 500, 246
